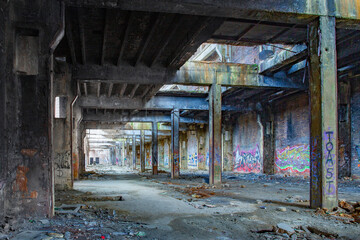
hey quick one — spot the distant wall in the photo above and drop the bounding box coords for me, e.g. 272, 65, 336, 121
274, 93, 310, 177
233, 112, 263, 173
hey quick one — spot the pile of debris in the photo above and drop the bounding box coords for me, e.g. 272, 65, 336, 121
182, 185, 216, 199
254, 223, 339, 240
315, 200, 360, 223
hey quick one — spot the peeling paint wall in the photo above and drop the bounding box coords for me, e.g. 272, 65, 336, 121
233, 112, 263, 173
274, 93, 310, 177
187, 131, 199, 169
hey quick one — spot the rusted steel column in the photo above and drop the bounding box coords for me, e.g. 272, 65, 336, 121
132, 134, 136, 170
152, 122, 158, 175
308, 16, 338, 209
209, 84, 222, 185
140, 130, 145, 172
171, 109, 180, 178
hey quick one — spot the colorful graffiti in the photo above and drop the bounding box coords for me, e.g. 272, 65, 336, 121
188, 153, 198, 167
187, 133, 198, 168
198, 151, 209, 167
233, 145, 261, 173
275, 144, 310, 174
356, 145, 360, 168
164, 141, 170, 167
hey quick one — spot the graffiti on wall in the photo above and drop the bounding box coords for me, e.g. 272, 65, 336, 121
275, 144, 310, 174
198, 151, 209, 167
188, 153, 198, 168
54, 151, 71, 178
324, 130, 336, 196
164, 141, 170, 167
233, 145, 261, 173
146, 148, 151, 166
356, 145, 360, 168
187, 133, 198, 168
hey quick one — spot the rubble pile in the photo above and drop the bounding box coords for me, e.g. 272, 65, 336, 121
315, 200, 360, 224
254, 223, 339, 240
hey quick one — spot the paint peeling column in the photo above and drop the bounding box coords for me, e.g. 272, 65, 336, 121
152, 122, 158, 175
140, 130, 145, 172
132, 134, 136, 170
171, 109, 180, 178
209, 84, 222, 185
308, 16, 338, 209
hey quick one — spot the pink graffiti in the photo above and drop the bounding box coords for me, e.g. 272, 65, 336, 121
233, 145, 261, 173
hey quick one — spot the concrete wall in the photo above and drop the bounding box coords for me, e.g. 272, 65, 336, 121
53, 62, 73, 190
351, 81, 360, 179
0, 0, 62, 222
233, 112, 263, 173
274, 93, 310, 177
89, 150, 110, 164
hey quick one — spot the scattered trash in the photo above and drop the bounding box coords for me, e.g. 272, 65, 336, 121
136, 231, 146, 237
259, 206, 267, 209
276, 207, 287, 212
55, 204, 84, 215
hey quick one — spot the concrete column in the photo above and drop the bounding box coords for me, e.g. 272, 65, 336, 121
171, 109, 180, 178
132, 134, 136, 170
121, 141, 125, 166
140, 130, 145, 172
126, 138, 130, 167
260, 104, 275, 175
209, 84, 222, 185
308, 16, 338, 209
152, 122, 158, 175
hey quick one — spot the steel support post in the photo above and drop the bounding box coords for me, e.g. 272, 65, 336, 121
152, 122, 158, 175
308, 16, 338, 209
171, 109, 180, 178
132, 134, 136, 170
209, 84, 222, 185
140, 130, 145, 172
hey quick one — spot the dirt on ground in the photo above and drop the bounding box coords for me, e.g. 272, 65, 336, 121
1, 165, 360, 240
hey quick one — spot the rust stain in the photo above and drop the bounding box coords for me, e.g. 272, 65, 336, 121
30, 190, 38, 199
14, 166, 29, 196
73, 153, 79, 179
21, 148, 38, 157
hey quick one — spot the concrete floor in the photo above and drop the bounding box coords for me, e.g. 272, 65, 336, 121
5, 166, 360, 239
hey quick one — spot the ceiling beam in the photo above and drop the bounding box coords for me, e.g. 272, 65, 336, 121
77, 8, 86, 64
83, 82, 88, 96
83, 112, 207, 124
149, 15, 183, 67
74, 62, 305, 88
134, 13, 161, 67
65, 13, 77, 65
117, 12, 134, 66
167, 17, 224, 68
63, 0, 329, 21
260, 45, 307, 75
119, 83, 127, 97
129, 84, 140, 98
78, 95, 247, 111
101, 8, 110, 65
108, 83, 114, 97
